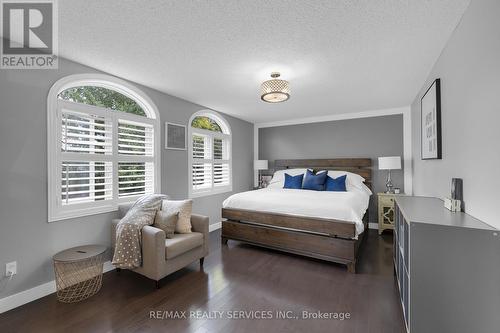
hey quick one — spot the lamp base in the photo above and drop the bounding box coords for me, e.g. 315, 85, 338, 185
385, 170, 394, 193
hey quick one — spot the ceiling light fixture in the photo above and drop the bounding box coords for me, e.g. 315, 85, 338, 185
260, 72, 290, 103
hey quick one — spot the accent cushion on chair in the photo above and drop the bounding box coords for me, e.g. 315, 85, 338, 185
164, 232, 204, 259
154, 211, 178, 238
162, 199, 193, 234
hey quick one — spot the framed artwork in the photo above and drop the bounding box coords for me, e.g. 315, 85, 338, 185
165, 122, 186, 150
421, 78, 442, 160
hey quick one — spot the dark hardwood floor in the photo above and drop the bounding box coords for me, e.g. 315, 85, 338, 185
0, 229, 405, 333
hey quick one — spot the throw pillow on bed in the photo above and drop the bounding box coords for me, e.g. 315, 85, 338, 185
153, 211, 179, 238
162, 199, 193, 233
283, 173, 304, 189
325, 174, 347, 192
302, 169, 328, 191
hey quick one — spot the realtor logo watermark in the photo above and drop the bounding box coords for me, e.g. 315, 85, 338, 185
1, 0, 58, 69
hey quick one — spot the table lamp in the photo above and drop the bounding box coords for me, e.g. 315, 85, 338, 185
378, 156, 401, 193
254, 160, 269, 188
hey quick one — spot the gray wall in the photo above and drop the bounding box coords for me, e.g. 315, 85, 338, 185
259, 115, 404, 221
0, 57, 254, 298
410, 0, 500, 229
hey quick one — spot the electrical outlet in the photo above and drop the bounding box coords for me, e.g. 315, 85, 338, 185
6, 261, 17, 276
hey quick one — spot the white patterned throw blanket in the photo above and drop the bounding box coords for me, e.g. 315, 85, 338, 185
112, 194, 167, 269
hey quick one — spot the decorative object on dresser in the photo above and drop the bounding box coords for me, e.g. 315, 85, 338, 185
377, 192, 404, 235
443, 197, 461, 212
421, 78, 442, 160
451, 178, 463, 200
53, 245, 107, 303
222, 158, 372, 273
394, 196, 500, 333
444, 178, 463, 212
254, 159, 269, 188
165, 122, 187, 150
378, 156, 401, 193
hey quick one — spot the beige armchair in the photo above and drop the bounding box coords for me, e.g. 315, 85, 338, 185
111, 202, 209, 288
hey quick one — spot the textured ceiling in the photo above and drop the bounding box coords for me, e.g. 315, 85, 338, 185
58, 0, 470, 123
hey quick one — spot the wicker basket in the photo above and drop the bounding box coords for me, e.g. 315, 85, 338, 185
53, 245, 106, 303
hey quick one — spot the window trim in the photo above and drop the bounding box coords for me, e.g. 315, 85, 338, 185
188, 110, 232, 198
47, 74, 161, 222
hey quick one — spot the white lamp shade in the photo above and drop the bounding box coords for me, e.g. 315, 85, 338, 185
378, 156, 401, 170
254, 160, 269, 170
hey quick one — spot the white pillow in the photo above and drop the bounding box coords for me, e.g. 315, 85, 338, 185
326, 170, 367, 192
162, 199, 192, 233
358, 182, 373, 196
267, 168, 307, 188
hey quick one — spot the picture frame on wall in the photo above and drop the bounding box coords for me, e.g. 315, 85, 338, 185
421, 78, 442, 160
165, 122, 187, 150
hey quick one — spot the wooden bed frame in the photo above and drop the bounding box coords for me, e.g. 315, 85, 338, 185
221, 158, 372, 273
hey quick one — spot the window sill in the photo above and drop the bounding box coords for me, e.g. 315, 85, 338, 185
190, 187, 233, 199
48, 205, 118, 223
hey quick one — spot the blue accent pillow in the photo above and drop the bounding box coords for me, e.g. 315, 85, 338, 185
325, 175, 347, 192
283, 173, 304, 189
302, 169, 328, 191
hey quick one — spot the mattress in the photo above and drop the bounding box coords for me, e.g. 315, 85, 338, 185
222, 187, 370, 236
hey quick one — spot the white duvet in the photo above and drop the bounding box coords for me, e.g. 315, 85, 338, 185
222, 187, 370, 236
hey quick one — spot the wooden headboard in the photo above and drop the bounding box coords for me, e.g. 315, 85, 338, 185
274, 158, 373, 189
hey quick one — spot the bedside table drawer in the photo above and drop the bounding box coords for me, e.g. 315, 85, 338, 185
379, 196, 395, 206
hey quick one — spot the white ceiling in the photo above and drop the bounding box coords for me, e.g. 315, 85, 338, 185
59, 0, 470, 123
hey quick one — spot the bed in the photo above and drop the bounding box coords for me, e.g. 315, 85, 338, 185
221, 158, 372, 273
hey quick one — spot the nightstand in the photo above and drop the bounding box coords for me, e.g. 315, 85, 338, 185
377, 192, 404, 235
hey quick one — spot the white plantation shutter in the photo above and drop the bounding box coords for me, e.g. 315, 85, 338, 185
118, 162, 154, 198
61, 110, 112, 154
189, 114, 232, 197
191, 134, 212, 191
192, 134, 211, 159
117, 118, 155, 198
118, 120, 154, 156
213, 137, 230, 187
213, 162, 230, 187
192, 163, 212, 190
60, 104, 114, 207
61, 162, 113, 204
49, 98, 158, 221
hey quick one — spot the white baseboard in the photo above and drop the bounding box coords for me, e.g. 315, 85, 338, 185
209, 222, 221, 232
0, 261, 115, 314
0, 280, 55, 314
368, 223, 379, 230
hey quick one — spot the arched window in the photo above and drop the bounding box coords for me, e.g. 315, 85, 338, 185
188, 111, 232, 197
47, 74, 160, 221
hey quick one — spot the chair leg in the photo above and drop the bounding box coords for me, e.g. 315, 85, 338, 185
221, 237, 228, 245
155, 280, 160, 289
200, 257, 205, 267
